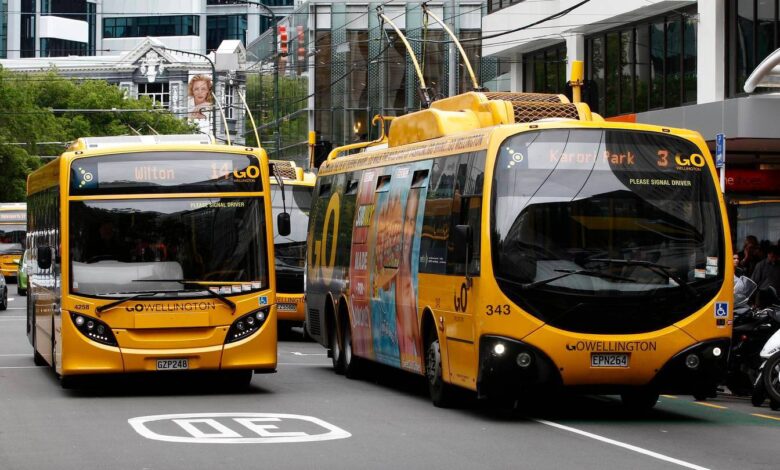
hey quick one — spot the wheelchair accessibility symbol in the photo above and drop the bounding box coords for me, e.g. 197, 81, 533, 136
714, 302, 728, 318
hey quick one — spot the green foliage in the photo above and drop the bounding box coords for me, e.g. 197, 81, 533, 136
0, 68, 195, 201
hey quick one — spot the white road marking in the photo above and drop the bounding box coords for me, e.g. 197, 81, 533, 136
4, 307, 25, 310
129, 413, 351, 444
0, 366, 43, 369
0, 354, 31, 357
535, 419, 710, 470
290, 352, 327, 356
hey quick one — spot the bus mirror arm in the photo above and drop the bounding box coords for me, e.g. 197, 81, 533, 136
37, 246, 52, 271
272, 169, 291, 237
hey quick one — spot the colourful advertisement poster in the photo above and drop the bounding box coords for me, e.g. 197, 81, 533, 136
349, 170, 377, 358
369, 162, 431, 371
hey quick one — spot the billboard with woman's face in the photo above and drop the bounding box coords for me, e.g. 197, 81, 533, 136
188, 73, 213, 132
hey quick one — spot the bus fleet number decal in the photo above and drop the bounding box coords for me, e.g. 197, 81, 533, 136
485, 304, 510, 316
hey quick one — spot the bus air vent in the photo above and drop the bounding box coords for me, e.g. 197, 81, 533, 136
307, 308, 321, 336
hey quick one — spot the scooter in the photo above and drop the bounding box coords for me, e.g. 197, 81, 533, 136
723, 276, 770, 397
751, 287, 780, 409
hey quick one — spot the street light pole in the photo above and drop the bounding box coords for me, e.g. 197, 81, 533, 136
157, 45, 218, 137
242, 0, 280, 157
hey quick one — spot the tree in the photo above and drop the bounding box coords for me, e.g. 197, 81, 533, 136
0, 68, 195, 201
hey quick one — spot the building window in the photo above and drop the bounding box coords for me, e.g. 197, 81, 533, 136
41, 38, 87, 57
42, 0, 87, 21
87, 1, 96, 55
138, 83, 170, 109
224, 85, 235, 120
21, 0, 35, 58
488, 0, 526, 15
586, 6, 697, 117
522, 43, 567, 94
207, 14, 247, 51
1, 0, 8, 59
103, 16, 199, 39
727, 0, 779, 97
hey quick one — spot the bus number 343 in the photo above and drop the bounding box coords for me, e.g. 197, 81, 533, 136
486, 304, 510, 316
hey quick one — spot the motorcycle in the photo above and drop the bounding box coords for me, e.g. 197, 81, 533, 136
723, 277, 780, 398
751, 287, 780, 409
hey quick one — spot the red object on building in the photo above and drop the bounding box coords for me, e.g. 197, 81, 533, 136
725, 169, 780, 194
296, 25, 305, 62
278, 25, 288, 55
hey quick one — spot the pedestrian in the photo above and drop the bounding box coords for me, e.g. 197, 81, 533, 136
751, 245, 780, 305
739, 235, 763, 277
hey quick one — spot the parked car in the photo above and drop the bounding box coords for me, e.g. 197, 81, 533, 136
0, 272, 7, 310
16, 249, 29, 296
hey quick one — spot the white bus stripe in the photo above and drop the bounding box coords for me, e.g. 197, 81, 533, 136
535, 419, 710, 470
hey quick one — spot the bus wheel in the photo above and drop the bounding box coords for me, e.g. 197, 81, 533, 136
425, 329, 457, 407
620, 390, 659, 411
224, 370, 253, 389
33, 350, 46, 367
329, 318, 344, 374
342, 319, 362, 379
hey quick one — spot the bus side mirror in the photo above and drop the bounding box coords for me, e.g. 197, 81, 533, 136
277, 212, 291, 237
37, 246, 52, 270
452, 224, 473, 265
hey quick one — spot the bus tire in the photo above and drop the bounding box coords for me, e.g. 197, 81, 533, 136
224, 370, 253, 389
329, 311, 345, 374
620, 390, 659, 411
342, 316, 362, 379
33, 350, 46, 367
425, 328, 458, 408
761, 353, 780, 405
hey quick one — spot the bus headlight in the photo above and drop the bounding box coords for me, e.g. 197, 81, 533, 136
516, 352, 533, 368
225, 308, 270, 344
70, 313, 117, 346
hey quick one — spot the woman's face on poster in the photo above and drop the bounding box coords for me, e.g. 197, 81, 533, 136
192, 80, 210, 104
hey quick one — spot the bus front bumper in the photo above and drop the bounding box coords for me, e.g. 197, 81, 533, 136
476, 335, 729, 398
61, 313, 277, 376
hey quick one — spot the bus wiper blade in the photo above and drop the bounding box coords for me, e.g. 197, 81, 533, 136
519, 269, 636, 290
131, 279, 237, 313
588, 259, 699, 298
96, 292, 160, 314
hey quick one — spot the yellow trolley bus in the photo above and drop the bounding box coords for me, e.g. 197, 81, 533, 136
0, 202, 26, 280
305, 92, 733, 408
269, 160, 315, 335
27, 135, 279, 387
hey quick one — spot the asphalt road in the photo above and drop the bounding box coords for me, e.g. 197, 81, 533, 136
2, 291, 780, 470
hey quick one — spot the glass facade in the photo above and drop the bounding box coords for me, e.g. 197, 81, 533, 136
487, 0, 526, 15
21, 0, 35, 57
522, 43, 567, 94
584, 6, 697, 117
207, 14, 247, 50
41, 37, 87, 57
103, 16, 199, 39
727, 0, 780, 96
0, 0, 7, 59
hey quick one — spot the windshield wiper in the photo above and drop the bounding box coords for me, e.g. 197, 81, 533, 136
588, 258, 699, 299
518, 269, 636, 290
131, 279, 237, 313
96, 292, 160, 314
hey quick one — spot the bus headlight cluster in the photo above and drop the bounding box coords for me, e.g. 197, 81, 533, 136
225, 308, 269, 344
70, 313, 117, 346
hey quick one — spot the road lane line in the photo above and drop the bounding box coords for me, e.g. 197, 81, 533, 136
661, 395, 678, 399
4, 307, 25, 310
535, 419, 710, 470
751, 413, 780, 422
0, 354, 31, 357
0, 366, 42, 369
692, 402, 727, 410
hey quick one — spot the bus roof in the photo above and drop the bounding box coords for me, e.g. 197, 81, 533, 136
269, 160, 315, 186
67, 134, 214, 151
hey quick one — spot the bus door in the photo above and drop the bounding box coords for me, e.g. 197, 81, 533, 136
441, 153, 485, 388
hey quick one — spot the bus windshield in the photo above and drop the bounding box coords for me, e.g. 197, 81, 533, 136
492, 128, 724, 333
69, 198, 268, 297
0, 223, 26, 252
271, 185, 311, 271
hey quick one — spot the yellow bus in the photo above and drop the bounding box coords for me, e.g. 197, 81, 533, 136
0, 202, 26, 280
26, 135, 279, 388
305, 92, 733, 408
269, 160, 315, 336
